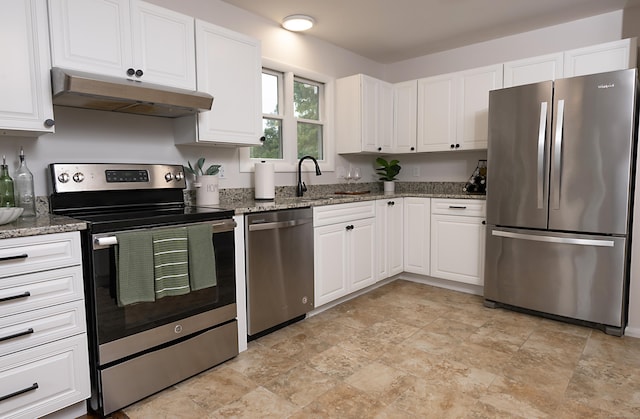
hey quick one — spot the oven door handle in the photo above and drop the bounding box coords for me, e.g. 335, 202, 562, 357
94, 219, 237, 249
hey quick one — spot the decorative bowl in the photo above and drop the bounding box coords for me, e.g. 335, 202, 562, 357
0, 207, 24, 225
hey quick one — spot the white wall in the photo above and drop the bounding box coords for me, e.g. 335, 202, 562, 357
0, 2, 631, 197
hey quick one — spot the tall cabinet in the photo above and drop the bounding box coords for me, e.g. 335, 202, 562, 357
0, 0, 55, 136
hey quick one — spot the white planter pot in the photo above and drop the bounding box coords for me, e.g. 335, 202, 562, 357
383, 181, 395, 194
195, 174, 220, 206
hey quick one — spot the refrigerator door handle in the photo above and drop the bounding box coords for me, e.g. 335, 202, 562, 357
537, 101, 548, 209
492, 229, 614, 247
551, 99, 565, 210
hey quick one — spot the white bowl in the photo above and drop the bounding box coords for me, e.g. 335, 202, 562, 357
0, 207, 24, 225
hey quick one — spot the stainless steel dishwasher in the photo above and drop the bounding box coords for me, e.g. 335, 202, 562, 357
245, 207, 314, 338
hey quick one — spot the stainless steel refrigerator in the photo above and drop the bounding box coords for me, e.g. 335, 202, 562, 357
484, 69, 638, 336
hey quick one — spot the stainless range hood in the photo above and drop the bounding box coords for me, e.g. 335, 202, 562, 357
51, 67, 213, 118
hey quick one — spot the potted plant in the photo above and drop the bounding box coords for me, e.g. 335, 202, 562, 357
375, 157, 401, 194
184, 158, 221, 206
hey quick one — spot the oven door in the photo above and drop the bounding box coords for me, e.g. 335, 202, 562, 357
88, 219, 236, 366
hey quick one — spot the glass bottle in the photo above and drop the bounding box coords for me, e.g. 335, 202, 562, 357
14, 148, 36, 216
0, 155, 15, 208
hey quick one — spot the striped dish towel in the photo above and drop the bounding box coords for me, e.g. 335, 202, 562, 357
153, 227, 191, 299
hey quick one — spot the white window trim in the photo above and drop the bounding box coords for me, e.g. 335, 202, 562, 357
239, 57, 335, 173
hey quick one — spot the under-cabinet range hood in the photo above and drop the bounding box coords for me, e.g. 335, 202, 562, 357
51, 67, 213, 118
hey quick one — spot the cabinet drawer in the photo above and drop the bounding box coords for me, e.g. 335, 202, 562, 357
0, 300, 87, 357
0, 334, 90, 419
431, 199, 486, 217
0, 267, 83, 318
313, 201, 376, 227
0, 232, 81, 279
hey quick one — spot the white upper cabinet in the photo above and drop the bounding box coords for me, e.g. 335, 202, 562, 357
564, 38, 637, 78
0, 0, 55, 136
392, 80, 417, 153
336, 74, 394, 154
503, 38, 637, 88
418, 64, 502, 152
456, 64, 503, 150
503, 53, 564, 88
48, 0, 196, 90
174, 20, 262, 146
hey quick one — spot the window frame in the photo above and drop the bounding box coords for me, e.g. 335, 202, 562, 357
240, 58, 334, 174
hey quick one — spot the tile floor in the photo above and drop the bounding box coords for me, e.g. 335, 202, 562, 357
96, 279, 640, 418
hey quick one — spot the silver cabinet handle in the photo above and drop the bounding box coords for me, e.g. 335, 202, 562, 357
492, 229, 614, 247
552, 99, 565, 210
248, 218, 312, 232
537, 101, 548, 209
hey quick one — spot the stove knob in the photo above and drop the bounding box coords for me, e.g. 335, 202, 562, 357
73, 172, 85, 183
164, 172, 173, 182
58, 172, 70, 183
175, 171, 184, 181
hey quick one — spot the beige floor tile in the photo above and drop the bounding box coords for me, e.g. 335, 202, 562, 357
307, 345, 372, 379
390, 377, 482, 418
124, 386, 212, 419
225, 343, 298, 385
293, 382, 387, 419
344, 361, 419, 405
263, 364, 338, 407
173, 365, 257, 411
210, 387, 300, 418
480, 375, 562, 418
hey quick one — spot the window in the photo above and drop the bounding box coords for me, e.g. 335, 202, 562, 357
240, 60, 333, 173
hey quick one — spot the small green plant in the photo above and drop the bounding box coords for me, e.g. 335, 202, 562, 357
375, 157, 401, 181
184, 158, 220, 176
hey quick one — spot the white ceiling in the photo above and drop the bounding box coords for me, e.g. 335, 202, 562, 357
221, 0, 639, 63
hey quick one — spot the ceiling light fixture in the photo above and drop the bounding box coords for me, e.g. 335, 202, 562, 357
282, 14, 315, 32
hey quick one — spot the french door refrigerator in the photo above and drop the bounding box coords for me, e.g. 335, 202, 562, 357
484, 69, 638, 336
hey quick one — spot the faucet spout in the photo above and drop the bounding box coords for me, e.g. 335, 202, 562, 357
297, 155, 322, 197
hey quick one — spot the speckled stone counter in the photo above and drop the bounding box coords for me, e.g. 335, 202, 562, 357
220, 190, 485, 215
0, 214, 86, 239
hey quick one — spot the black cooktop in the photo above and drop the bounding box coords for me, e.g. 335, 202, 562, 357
67, 205, 234, 234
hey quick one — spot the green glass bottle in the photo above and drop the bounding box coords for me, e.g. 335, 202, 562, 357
0, 155, 16, 208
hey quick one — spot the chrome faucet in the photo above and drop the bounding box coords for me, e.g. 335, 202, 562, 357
296, 155, 322, 197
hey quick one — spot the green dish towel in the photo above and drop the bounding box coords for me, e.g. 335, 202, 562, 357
153, 227, 191, 299
115, 230, 155, 307
187, 224, 217, 290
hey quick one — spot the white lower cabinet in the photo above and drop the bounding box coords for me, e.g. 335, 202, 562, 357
376, 198, 404, 280
0, 232, 89, 419
430, 199, 486, 286
314, 202, 376, 307
403, 197, 431, 275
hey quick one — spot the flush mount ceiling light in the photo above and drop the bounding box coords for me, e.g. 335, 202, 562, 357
282, 14, 315, 32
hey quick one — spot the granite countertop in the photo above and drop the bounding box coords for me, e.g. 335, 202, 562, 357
222, 191, 486, 215
0, 214, 87, 240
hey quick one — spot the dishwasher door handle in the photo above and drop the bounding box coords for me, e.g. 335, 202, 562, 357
248, 218, 313, 231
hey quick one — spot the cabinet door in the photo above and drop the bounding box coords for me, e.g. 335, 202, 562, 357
375, 200, 389, 280
417, 74, 456, 152
503, 53, 564, 88
195, 20, 262, 146
378, 81, 394, 153
0, 0, 54, 136
49, 0, 131, 77
387, 199, 404, 276
403, 197, 430, 275
431, 214, 485, 285
361, 75, 382, 152
314, 224, 348, 307
456, 64, 503, 150
393, 81, 417, 153
564, 38, 637, 78
131, 1, 196, 89
348, 217, 376, 292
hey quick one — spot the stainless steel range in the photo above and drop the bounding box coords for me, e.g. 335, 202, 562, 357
49, 163, 238, 417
